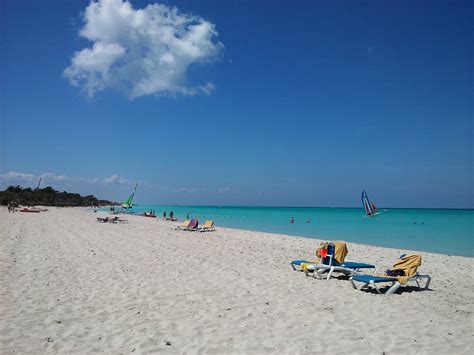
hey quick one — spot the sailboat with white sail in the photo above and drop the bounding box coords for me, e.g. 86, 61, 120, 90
361, 190, 380, 217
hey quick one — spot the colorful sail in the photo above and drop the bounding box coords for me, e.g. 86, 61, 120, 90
371, 203, 378, 213
122, 183, 138, 209
361, 190, 375, 216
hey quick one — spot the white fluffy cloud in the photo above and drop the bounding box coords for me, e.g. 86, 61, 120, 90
199, 82, 215, 96
64, 0, 223, 98
217, 187, 231, 194
103, 174, 131, 185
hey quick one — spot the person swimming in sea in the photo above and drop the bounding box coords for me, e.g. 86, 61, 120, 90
306, 218, 311, 224
290, 217, 294, 224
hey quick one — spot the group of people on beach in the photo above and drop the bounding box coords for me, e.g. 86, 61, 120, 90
163, 211, 174, 219
161, 211, 192, 221
7, 203, 15, 213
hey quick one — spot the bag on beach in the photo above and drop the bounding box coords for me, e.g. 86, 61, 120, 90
386, 269, 405, 277
315, 242, 329, 259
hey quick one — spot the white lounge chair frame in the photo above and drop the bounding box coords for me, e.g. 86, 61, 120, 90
292, 242, 375, 280
350, 273, 431, 295
198, 221, 215, 232
173, 221, 191, 230
305, 261, 372, 280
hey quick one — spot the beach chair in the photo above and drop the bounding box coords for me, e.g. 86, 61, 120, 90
199, 220, 215, 232
114, 216, 128, 224
290, 241, 332, 272
184, 219, 199, 231
350, 254, 431, 295
291, 242, 375, 280
174, 220, 190, 230
97, 216, 128, 224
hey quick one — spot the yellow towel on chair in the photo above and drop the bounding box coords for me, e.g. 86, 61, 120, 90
334, 241, 348, 264
391, 255, 422, 285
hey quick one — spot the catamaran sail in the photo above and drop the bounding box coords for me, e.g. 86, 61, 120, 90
361, 190, 379, 216
33, 178, 42, 206
122, 183, 138, 209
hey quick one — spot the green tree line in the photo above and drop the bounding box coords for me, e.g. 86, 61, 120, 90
0, 185, 114, 207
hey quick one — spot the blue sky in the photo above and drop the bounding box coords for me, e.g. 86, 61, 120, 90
0, 0, 472, 208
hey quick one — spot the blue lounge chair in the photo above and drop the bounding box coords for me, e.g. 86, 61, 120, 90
350, 255, 431, 295
291, 242, 375, 280
290, 259, 319, 271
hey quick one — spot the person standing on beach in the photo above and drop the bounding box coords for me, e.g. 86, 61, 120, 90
170, 211, 174, 219
163, 211, 166, 219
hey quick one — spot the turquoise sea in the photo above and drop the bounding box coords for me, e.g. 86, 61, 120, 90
113, 206, 474, 257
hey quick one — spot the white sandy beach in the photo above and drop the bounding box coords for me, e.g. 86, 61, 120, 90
0, 207, 472, 354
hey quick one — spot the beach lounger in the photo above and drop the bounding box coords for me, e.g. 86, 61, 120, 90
350, 254, 431, 295
97, 216, 128, 224
184, 219, 199, 231
199, 220, 215, 232
290, 241, 334, 272
175, 219, 199, 231
291, 242, 375, 280
174, 220, 190, 230
290, 259, 320, 271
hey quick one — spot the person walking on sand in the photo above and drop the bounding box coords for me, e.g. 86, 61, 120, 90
163, 211, 167, 219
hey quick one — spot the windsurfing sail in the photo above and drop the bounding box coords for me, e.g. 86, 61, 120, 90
361, 190, 378, 216
33, 178, 42, 206
371, 202, 378, 213
122, 183, 138, 209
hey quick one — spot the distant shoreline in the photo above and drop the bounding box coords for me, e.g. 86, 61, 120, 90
122, 205, 474, 211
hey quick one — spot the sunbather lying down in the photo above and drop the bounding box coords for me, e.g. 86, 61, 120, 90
96, 216, 128, 224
